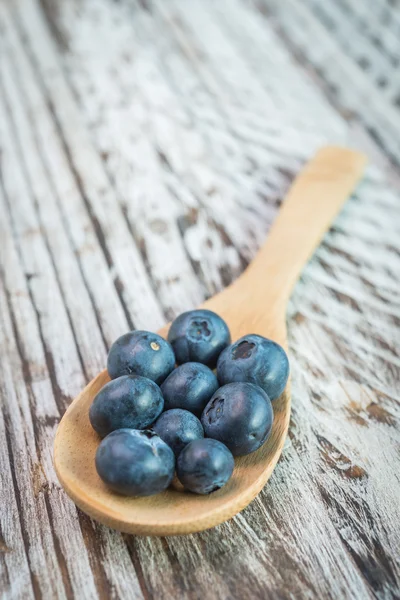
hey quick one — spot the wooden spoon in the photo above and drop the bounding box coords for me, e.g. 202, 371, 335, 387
54, 146, 367, 536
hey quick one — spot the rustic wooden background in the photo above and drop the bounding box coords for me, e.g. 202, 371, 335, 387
1, 0, 399, 598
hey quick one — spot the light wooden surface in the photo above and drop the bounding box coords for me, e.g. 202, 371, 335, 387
0, 0, 399, 598
54, 147, 367, 536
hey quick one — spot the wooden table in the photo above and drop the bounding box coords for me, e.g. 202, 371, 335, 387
1, 1, 399, 598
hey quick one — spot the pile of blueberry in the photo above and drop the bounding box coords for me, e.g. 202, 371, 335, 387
90, 309, 289, 496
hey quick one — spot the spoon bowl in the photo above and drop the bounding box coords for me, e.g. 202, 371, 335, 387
54, 147, 367, 535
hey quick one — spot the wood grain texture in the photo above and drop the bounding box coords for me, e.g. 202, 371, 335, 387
0, 0, 399, 598
259, 0, 400, 164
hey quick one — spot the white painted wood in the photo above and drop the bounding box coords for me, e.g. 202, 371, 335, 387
261, 0, 400, 162
3, 0, 166, 333
0, 0, 399, 598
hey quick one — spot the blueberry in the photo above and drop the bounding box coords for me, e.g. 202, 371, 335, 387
176, 438, 234, 494
167, 310, 230, 368
201, 382, 273, 456
153, 409, 204, 457
217, 334, 289, 400
89, 375, 164, 437
161, 362, 219, 416
95, 429, 175, 496
107, 330, 175, 384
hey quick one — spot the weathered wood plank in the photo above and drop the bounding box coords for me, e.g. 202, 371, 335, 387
0, 396, 35, 600
4, 0, 166, 334
0, 198, 69, 599
0, 6, 148, 599
259, 0, 400, 164
0, 0, 399, 598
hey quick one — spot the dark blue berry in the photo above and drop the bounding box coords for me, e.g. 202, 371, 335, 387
167, 310, 230, 368
217, 334, 289, 400
95, 429, 175, 496
89, 375, 164, 438
201, 382, 273, 456
161, 362, 219, 416
176, 438, 234, 494
107, 330, 175, 384
153, 409, 204, 457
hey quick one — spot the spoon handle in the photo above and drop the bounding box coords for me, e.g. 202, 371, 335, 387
245, 146, 367, 311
